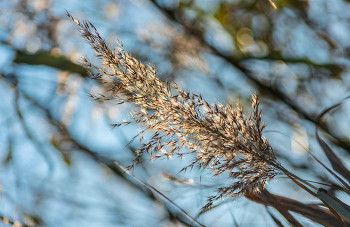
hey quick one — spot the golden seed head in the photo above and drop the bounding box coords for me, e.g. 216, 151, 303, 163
68, 12, 282, 208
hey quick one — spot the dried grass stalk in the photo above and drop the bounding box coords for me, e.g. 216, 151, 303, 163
67, 12, 282, 207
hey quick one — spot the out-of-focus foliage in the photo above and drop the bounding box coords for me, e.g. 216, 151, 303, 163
1, 0, 350, 226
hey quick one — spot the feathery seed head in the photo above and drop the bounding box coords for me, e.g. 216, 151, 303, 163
67, 12, 282, 207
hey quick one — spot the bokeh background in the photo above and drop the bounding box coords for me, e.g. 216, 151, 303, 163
1, 0, 350, 226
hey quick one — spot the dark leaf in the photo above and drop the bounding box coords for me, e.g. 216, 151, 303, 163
316, 96, 350, 184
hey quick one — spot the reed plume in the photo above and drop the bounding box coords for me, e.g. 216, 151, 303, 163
67, 11, 282, 207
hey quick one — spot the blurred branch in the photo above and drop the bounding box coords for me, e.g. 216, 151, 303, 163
241, 54, 343, 77
148, 0, 350, 153
14, 86, 54, 177
14, 50, 87, 75
290, 1, 339, 50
